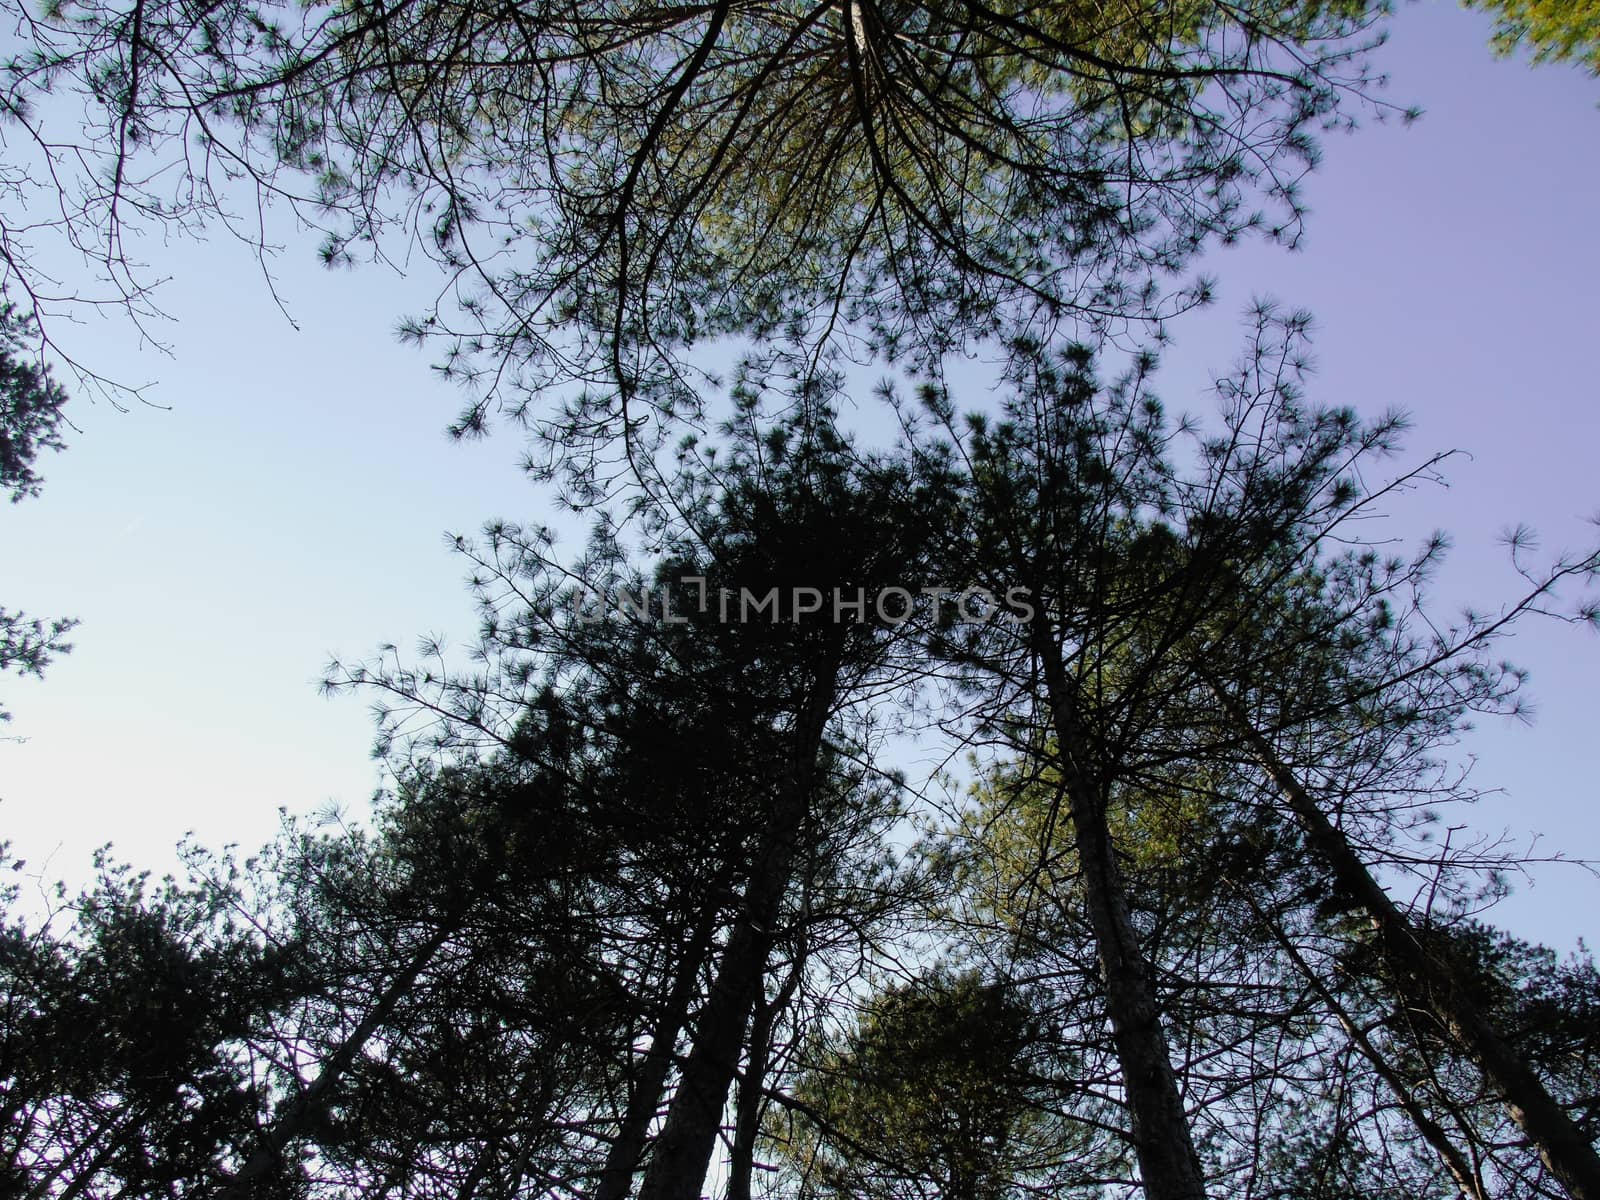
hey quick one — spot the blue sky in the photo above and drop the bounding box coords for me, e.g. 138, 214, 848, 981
3, 1, 1597, 948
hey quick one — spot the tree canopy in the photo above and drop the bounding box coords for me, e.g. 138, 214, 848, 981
3, 0, 1598, 1195
10, 327, 1597, 1200
0, 298, 74, 722
2, 0, 1399, 449
1466, 0, 1600, 74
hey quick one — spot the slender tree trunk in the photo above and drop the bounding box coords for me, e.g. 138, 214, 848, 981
1214, 685, 1600, 1200
461, 1067, 557, 1200
2, 1093, 36, 1179
1240, 883, 1487, 1200
218, 923, 453, 1199
26, 1105, 130, 1200
1040, 652, 1209, 1200
367, 1135, 422, 1200
1332, 995, 1487, 1199
635, 661, 839, 1200
727, 951, 804, 1200
595, 898, 726, 1200
457, 1136, 497, 1200
52, 1123, 131, 1200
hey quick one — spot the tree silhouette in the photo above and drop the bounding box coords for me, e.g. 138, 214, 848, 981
903, 309, 1600, 1199
3, 0, 1400, 444
0, 298, 75, 723
774, 966, 1094, 1200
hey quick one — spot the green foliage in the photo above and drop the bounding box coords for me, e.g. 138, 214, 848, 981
899, 312, 1600, 1195
0, 300, 69, 504
0, 845, 304, 1198
0, 606, 77, 723
295, 399, 942, 1200
1407, 922, 1600, 1137
4, 0, 1399, 468
778, 968, 1091, 1200
0, 298, 76, 723
1466, 0, 1600, 74
5, 329, 1598, 1199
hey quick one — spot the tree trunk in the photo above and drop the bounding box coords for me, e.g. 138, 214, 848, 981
596, 899, 726, 1200
1214, 684, 1600, 1200
1241, 881, 1487, 1200
635, 662, 839, 1200
27, 1105, 131, 1200
1040, 652, 1210, 1200
727, 951, 805, 1200
218, 923, 453, 1199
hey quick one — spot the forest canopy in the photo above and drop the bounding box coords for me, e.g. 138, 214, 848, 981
2, 1, 1598, 1199
2, 0, 1398, 451
5, 330, 1598, 1199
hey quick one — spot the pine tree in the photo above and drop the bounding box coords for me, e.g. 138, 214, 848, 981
5, 0, 1398, 442
905, 308, 1600, 1199
0, 298, 76, 723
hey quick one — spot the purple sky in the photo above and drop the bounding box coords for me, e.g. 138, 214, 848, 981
1152, 1, 1600, 949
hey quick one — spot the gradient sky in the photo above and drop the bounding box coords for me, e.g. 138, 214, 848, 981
3, 1, 1597, 948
